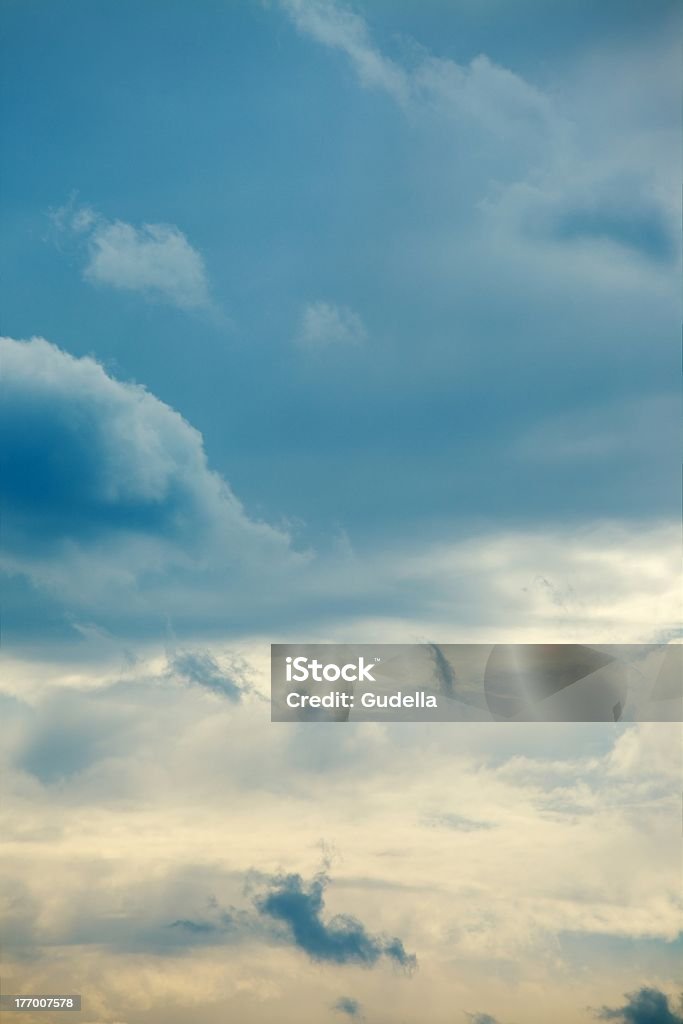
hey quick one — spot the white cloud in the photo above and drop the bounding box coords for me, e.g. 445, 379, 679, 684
326, 520, 682, 647
296, 301, 367, 349
52, 201, 212, 311
280, 0, 409, 104
85, 220, 211, 310
280, 0, 555, 142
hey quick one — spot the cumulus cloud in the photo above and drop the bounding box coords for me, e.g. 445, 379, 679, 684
0, 336, 298, 627
296, 301, 367, 350
52, 200, 212, 310
595, 988, 683, 1024
255, 871, 416, 969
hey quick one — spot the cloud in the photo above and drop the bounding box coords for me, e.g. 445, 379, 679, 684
280, 0, 553, 140
333, 996, 364, 1019
52, 200, 212, 310
280, 0, 409, 103
595, 988, 683, 1024
296, 301, 367, 349
13, 688, 138, 785
280, 0, 553, 146
485, 173, 678, 266
255, 871, 417, 969
0, 336, 298, 629
1, 336, 679, 648
278, 0, 678, 282
466, 1015, 501, 1024
1, 662, 680, 1017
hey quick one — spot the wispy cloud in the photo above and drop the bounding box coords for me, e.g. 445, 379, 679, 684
296, 300, 367, 350
280, 0, 409, 104
51, 199, 213, 311
279, 0, 554, 140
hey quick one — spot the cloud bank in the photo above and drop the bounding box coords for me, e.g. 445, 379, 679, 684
1, 336, 679, 649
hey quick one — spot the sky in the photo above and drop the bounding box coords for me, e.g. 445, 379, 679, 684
0, 1, 681, 1022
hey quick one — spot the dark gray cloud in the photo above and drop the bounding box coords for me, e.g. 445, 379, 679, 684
596, 988, 682, 1024
255, 872, 417, 970
333, 996, 364, 1019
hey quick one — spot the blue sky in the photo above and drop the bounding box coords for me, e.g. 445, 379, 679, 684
2, 0, 680, 555
2, 0, 681, 652
0, 3, 681, 1022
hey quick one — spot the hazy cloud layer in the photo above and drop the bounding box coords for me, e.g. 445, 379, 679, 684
1, 658, 680, 1021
